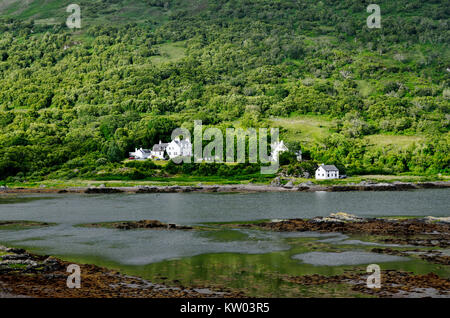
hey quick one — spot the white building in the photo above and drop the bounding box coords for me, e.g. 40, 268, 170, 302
166, 137, 192, 159
315, 164, 340, 180
270, 140, 288, 161
151, 141, 169, 160
129, 148, 152, 160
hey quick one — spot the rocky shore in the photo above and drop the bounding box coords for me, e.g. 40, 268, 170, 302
239, 212, 450, 236
1, 213, 449, 298
282, 270, 450, 298
239, 213, 450, 266
82, 219, 193, 230
0, 245, 242, 298
240, 212, 449, 238
1, 180, 449, 194
2, 242, 448, 298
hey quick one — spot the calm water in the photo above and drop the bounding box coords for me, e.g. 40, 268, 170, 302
0, 189, 448, 265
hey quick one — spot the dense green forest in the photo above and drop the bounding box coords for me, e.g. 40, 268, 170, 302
0, 0, 448, 182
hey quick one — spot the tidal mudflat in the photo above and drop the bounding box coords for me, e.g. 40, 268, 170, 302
0, 191, 449, 297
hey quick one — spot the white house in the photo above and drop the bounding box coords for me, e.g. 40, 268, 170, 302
270, 140, 288, 161
166, 137, 192, 159
151, 141, 169, 160
315, 164, 340, 180
129, 148, 152, 160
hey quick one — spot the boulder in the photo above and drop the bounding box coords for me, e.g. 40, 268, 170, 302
312, 212, 365, 223
424, 216, 450, 224
283, 180, 294, 189
271, 177, 281, 187
329, 212, 365, 222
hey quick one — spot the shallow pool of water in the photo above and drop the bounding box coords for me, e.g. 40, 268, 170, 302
292, 251, 409, 266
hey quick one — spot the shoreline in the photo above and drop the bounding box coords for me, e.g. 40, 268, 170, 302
1, 180, 449, 194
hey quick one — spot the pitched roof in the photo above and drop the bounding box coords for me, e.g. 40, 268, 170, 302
172, 139, 191, 146
152, 143, 169, 152
319, 164, 339, 171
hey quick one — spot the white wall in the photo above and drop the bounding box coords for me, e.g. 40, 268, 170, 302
315, 167, 339, 180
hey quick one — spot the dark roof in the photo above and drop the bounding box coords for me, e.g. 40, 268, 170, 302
320, 164, 339, 171
152, 143, 169, 152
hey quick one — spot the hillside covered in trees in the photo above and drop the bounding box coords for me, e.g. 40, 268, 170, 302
0, 0, 448, 182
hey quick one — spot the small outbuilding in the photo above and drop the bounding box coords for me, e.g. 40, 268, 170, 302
315, 164, 339, 180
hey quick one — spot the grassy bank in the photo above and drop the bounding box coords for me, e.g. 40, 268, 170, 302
2, 174, 448, 189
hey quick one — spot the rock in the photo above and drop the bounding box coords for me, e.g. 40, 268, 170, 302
311, 216, 345, 224
0, 259, 38, 266
271, 177, 281, 187
312, 212, 365, 223
39, 184, 46, 188
6, 248, 26, 254
113, 220, 192, 230
424, 216, 450, 224
1, 254, 31, 260
283, 180, 294, 189
99, 184, 106, 188
43, 256, 59, 264
329, 212, 365, 222
85, 187, 123, 194
43, 257, 63, 270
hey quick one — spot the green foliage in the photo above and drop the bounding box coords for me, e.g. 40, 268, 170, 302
0, 0, 448, 181
165, 161, 262, 177
279, 151, 298, 166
